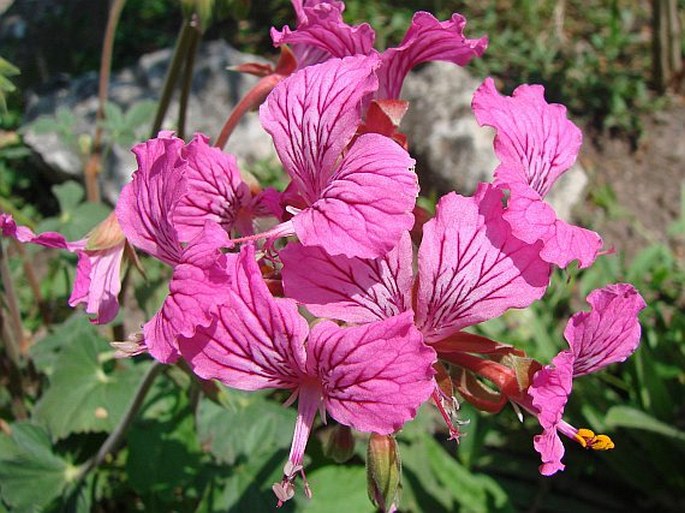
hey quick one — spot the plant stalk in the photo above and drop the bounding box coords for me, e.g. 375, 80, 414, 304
177, 15, 202, 140
150, 19, 195, 137
78, 361, 164, 479
85, 0, 127, 204
0, 241, 24, 362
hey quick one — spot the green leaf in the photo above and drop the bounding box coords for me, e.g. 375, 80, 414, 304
194, 452, 290, 513
296, 465, 374, 513
35, 182, 110, 241
126, 407, 203, 498
0, 56, 19, 113
605, 406, 685, 443
32, 321, 149, 441
29, 314, 99, 376
196, 389, 296, 465
0, 423, 79, 512
400, 434, 512, 513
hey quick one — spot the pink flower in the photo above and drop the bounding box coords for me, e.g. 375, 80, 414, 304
279, 183, 552, 437
256, 55, 419, 258
1, 212, 125, 324
472, 77, 603, 269
178, 244, 436, 504
116, 133, 239, 362
527, 283, 646, 475
272, 3, 487, 100
280, 183, 551, 340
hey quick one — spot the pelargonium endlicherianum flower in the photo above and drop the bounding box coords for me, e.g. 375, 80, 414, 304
178, 244, 436, 504
526, 283, 646, 475
0, 1, 648, 507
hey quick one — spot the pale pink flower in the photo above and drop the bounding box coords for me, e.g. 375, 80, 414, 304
272, 2, 487, 100
1, 212, 124, 324
527, 283, 646, 475
115, 133, 237, 362
280, 183, 551, 341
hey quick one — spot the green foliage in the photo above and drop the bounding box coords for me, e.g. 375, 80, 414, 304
32, 317, 150, 441
0, 57, 20, 114
0, 423, 80, 513
100, 100, 157, 148
36, 182, 110, 241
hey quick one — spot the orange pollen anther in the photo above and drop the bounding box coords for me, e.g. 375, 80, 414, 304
574, 428, 615, 451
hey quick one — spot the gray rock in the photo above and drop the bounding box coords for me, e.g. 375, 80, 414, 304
401, 62, 588, 221
22, 40, 277, 203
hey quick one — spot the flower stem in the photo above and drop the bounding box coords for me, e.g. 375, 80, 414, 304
77, 361, 164, 480
0, 240, 24, 362
177, 15, 202, 140
150, 19, 194, 137
85, 0, 127, 204
11, 240, 50, 325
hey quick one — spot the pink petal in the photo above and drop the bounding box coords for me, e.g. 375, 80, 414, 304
564, 283, 646, 377
2, 213, 121, 324
259, 55, 380, 205
68, 242, 125, 324
179, 244, 310, 389
378, 12, 487, 99
416, 184, 550, 343
472, 77, 582, 198
292, 133, 418, 258
504, 183, 602, 269
307, 311, 436, 434
272, 1, 375, 68
1, 213, 84, 251
116, 133, 186, 266
280, 232, 414, 323
143, 223, 232, 363
173, 134, 250, 241
528, 351, 574, 476
533, 427, 566, 476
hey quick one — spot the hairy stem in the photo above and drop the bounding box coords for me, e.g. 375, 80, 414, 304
11, 240, 50, 325
85, 0, 127, 204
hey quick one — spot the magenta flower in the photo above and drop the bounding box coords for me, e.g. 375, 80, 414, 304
280, 183, 551, 341
256, 54, 419, 258
472, 77, 603, 269
527, 283, 646, 475
272, 2, 487, 100
115, 133, 239, 362
273, 0, 375, 69
1, 212, 124, 324
178, 244, 436, 504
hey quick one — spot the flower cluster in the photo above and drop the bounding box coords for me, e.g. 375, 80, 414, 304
2, 0, 645, 506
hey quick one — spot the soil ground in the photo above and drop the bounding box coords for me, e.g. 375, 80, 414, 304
579, 95, 685, 262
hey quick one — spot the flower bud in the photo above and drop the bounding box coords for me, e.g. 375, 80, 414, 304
322, 424, 355, 463
86, 212, 126, 251
366, 433, 401, 513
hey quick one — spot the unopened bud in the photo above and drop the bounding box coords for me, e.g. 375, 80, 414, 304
366, 433, 401, 513
322, 424, 355, 463
86, 212, 126, 251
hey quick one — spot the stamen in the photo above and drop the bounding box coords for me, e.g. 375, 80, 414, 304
431, 389, 461, 442
273, 382, 321, 505
574, 428, 615, 451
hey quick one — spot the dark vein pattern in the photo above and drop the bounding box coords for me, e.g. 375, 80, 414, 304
416, 185, 551, 343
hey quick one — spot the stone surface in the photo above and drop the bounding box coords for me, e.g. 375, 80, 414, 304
401, 62, 588, 221
22, 40, 277, 203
